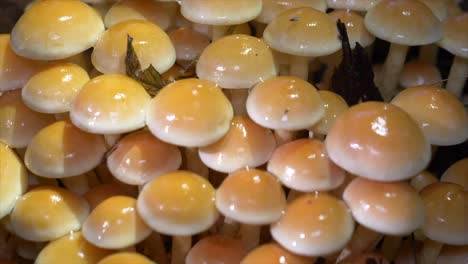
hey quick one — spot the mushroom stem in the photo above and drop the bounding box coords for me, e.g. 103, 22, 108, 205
144, 232, 169, 264
289, 55, 310, 80
171, 235, 192, 264
446, 56, 468, 98
381, 235, 402, 261
61, 175, 90, 195
380, 43, 409, 101
212, 25, 230, 41
322, 51, 342, 85
224, 89, 249, 115
184, 147, 209, 178
219, 216, 240, 237
419, 44, 438, 64
104, 134, 121, 149
417, 238, 443, 264
274, 129, 296, 146
336, 225, 383, 263
239, 224, 261, 251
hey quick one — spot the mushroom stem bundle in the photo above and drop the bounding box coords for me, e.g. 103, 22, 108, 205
289, 55, 309, 80
380, 43, 409, 100
380, 235, 403, 261
335, 225, 383, 263
446, 56, 468, 98
171, 236, 192, 264
239, 224, 261, 251
417, 238, 443, 264
212, 25, 230, 41
141, 232, 169, 264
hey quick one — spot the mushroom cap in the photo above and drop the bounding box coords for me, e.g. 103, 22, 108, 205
0, 34, 45, 92
309, 90, 349, 135
216, 168, 286, 225
270, 192, 354, 256
10, 0, 105, 60
364, 0, 442, 46
36, 231, 113, 264
107, 130, 182, 185
198, 115, 276, 173
410, 170, 438, 192
22, 63, 90, 114
325, 101, 431, 181
84, 182, 138, 210
241, 243, 316, 264
169, 27, 210, 63
420, 182, 468, 245
328, 10, 375, 48
256, 0, 327, 24
180, 0, 262, 26
441, 158, 468, 190
104, 0, 178, 30
186, 236, 248, 264
0, 142, 28, 219
326, 0, 381, 11
146, 78, 233, 147
97, 252, 155, 264
196, 34, 277, 89
92, 19, 175, 75
343, 177, 425, 235
137, 170, 218, 236
391, 85, 468, 146
25, 120, 107, 178
263, 7, 341, 57
10, 186, 90, 242
70, 74, 151, 134
268, 139, 345, 192
399, 61, 442, 89
247, 76, 325, 130
438, 13, 468, 58
0, 89, 55, 148
418, 0, 448, 21
82, 196, 151, 249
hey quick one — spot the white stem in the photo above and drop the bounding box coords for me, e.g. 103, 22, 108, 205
104, 134, 121, 150
219, 217, 240, 237
336, 225, 383, 263
61, 174, 90, 195
239, 224, 261, 251
446, 56, 468, 98
381, 235, 402, 261
290, 55, 310, 80
184, 147, 209, 178
419, 44, 438, 64
212, 25, 229, 41
171, 235, 191, 264
380, 43, 409, 101
417, 239, 443, 264
274, 130, 296, 146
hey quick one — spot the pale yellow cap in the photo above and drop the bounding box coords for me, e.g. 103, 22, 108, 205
0, 89, 55, 148
11, 0, 105, 60
310, 90, 349, 135
169, 28, 210, 63
241, 243, 316, 264
97, 252, 155, 264
198, 115, 276, 173
10, 186, 90, 242
196, 34, 277, 89
326, 0, 381, 11
91, 20, 175, 75
0, 142, 28, 219
25, 120, 107, 178
328, 10, 375, 48
256, 0, 327, 24
391, 85, 468, 146
343, 177, 425, 235
439, 13, 468, 59
36, 231, 113, 264
70, 74, 151, 134
441, 158, 468, 190
216, 168, 286, 225
146, 78, 233, 147
246, 76, 325, 130
186, 236, 248, 264
270, 192, 354, 256
325, 102, 431, 181
181, 0, 262, 25
137, 170, 218, 236
82, 196, 151, 249
399, 61, 442, 89
22, 63, 90, 114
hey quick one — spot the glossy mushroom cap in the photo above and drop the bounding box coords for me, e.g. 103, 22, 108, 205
364, 0, 442, 46
328, 10, 375, 48
10, 0, 105, 60
198, 115, 276, 173
22, 63, 90, 114
0, 142, 27, 219
263, 7, 340, 57
309, 90, 349, 135
241, 243, 315, 264
256, 0, 327, 24
107, 130, 181, 186
91, 20, 175, 75
36, 231, 113, 264
97, 252, 155, 264
326, 0, 381, 11
399, 61, 442, 89
70, 74, 151, 134
216, 168, 286, 225
0, 90, 55, 148
146, 78, 233, 147
104, 0, 178, 30
137, 170, 218, 236
25, 120, 107, 178
439, 13, 468, 59
169, 28, 210, 64
268, 139, 345, 192
419, 0, 448, 21
10, 186, 90, 242
391, 85, 468, 146
325, 101, 431, 181
343, 177, 425, 235
186, 236, 248, 264
410, 170, 438, 192
181, 0, 262, 26
441, 158, 468, 190
247, 76, 325, 130
270, 192, 354, 256
196, 34, 277, 89
82, 196, 151, 249
420, 182, 468, 245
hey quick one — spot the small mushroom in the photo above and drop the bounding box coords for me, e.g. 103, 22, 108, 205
97, 252, 155, 264
441, 158, 468, 190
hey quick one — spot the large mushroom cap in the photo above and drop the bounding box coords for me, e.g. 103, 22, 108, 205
326, 0, 381, 11
438, 13, 468, 59
10, 0, 105, 60
256, 0, 327, 24
97, 252, 155, 264
441, 158, 468, 190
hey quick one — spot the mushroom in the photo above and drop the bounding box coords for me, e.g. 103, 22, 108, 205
441, 158, 468, 190
399, 61, 443, 89
309, 90, 349, 137
10, 0, 105, 60
168, 27, 210, 69
417, 0, 448, 64
186, 236, 248, 264
83, 182, 138, 210
241, 243, 316, 264
326, 0, 381, 11
97, 252, 156, 264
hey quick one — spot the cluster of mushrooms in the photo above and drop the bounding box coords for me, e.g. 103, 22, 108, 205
0, 0, 467, 263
